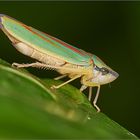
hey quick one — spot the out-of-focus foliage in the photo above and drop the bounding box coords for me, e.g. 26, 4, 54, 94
0, 59, 138, 139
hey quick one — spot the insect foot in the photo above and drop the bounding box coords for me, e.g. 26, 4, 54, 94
93, 102, 101, 112
12, 63, 24, 68
51, 85, 58, 89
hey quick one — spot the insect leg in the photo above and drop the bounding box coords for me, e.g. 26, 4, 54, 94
88, 87, 92, 101
12, 62, 80, 72
93, 85, 100, 112
80, 85, 88, 92
80, 86, 92, 101
54, 75, 67, 80
51, 75, 81, 89
12, 62, 61, 69
12, 62, 41, 68
80, 85, 93, 100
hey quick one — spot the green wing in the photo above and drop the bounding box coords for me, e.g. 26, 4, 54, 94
0, 14, 92, 66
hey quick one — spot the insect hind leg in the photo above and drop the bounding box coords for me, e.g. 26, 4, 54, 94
12, 62, 42, 68
12, 62, 81, 72
12, 62, 62, 70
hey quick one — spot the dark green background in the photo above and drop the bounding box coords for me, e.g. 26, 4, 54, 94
0, 1, 140, 137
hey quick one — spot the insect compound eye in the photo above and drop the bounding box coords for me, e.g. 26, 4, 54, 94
100, 67, 109, 75
94, 65, 100, 71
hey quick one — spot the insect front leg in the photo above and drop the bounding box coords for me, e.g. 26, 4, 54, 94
93, 85, 100, 112
80, 85, 92, 102
87, 85, 101, 112
80, 85, 92, 101
81, 75, 101, 112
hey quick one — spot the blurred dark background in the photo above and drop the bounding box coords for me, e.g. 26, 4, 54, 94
0, 1, 140, 137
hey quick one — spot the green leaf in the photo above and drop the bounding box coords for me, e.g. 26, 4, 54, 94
0, 58, 138, 139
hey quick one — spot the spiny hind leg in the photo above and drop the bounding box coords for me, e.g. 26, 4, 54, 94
12, 62, 67, 72
12, 62, 81, 72
12, 62, 66, 70
51, 75, 81, 89
12, 62, 63, 69
12, 62, 42, 68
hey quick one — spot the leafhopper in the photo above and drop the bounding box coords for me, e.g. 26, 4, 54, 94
0, 14, 119, 112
